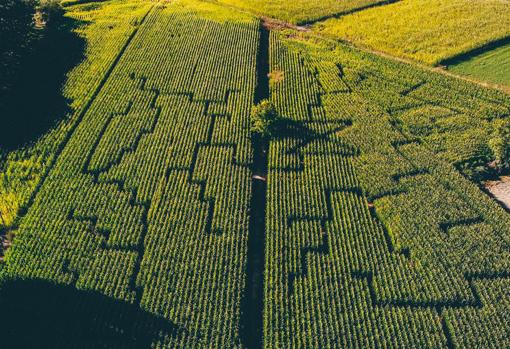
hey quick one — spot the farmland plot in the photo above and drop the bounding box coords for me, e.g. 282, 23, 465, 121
2, 1, 258, 347
265, 31, 510, 348
315, 0, 510, 65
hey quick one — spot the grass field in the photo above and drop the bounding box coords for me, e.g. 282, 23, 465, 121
449, 42, 510, 88
1, 0, 510, 347
212, 0, 388, 24
315, 0, 510, 65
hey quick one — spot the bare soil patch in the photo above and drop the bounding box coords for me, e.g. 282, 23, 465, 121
485, 175, 510, 210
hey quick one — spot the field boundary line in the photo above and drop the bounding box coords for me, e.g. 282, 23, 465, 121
440, 35, 510, 66
200, 0, 510, 95
297, 0, 400, 26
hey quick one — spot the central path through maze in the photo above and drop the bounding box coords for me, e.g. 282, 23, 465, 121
241, 21, 270, 349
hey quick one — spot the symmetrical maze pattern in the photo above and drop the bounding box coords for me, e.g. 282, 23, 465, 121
4, 1, 510, 348
6, 4, 258, 348
265, 33, 510, 348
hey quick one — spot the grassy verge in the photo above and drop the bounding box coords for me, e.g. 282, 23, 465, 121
449, 42, 510, 88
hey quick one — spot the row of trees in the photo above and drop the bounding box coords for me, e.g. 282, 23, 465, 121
0, 0, 62, 95
0, 0, 37, 95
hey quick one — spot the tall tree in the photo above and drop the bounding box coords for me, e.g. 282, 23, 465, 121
0, 0, 37, 94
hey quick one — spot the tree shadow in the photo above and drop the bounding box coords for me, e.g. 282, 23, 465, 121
272, 117, 320, 141
0, 278, 188, 348
0, 11, 86, 152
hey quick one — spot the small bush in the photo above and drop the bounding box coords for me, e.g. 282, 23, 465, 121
37, 0, 64, 28
458, 161, 494, 182
250, 99, 279, 138
489, 122, 510, 171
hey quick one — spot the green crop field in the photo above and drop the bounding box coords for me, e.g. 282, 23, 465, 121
266, 30, 510, 348
2, 1, 258, 346
449, 42, 510, 88
1, 0, 510, 348
314, 0, 510, 65
0, 0, 153, 231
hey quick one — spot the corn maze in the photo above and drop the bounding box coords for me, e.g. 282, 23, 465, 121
3, 2, 258, 347
1, 0, 510, 348
265, 32, 510, 348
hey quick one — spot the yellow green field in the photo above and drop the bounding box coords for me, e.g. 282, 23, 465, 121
212, 0, 389, 24
315, 0, 510, 65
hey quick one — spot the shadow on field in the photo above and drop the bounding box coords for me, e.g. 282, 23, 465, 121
441, 35, 510, 66
272, 117, 320, 140
0, 12, 86, 152
0, 278, 186, 348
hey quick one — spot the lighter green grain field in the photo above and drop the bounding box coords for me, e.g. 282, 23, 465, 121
212, 0, 388, 24
449, 42, 510, 88
315, 0, 510, 65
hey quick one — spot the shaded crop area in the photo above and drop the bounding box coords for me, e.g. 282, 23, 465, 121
0, 0, 154, 236
0, 9, 85, 151
0, 278, 188, 348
